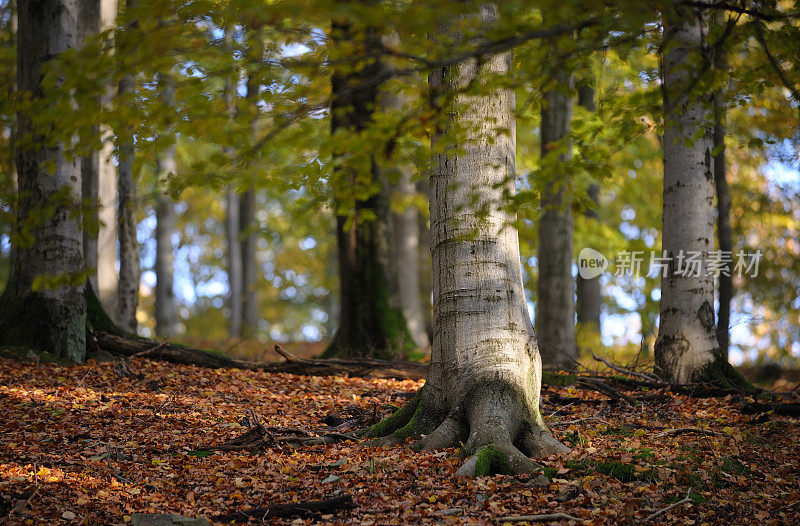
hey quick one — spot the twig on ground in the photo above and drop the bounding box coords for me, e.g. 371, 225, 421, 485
273, 344, 301, 363
496, 512, 584, 523
592, 354, 661, 383
645, 488, 693, 521
656, 427, 720, 438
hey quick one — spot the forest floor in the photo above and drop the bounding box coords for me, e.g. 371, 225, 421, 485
1, 356, 799, 525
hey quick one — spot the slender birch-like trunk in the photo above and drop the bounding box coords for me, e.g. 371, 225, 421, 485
655, 9, 720, 383
0, 0, 86, 361
369, 5, 567, 475
537, 69, 576, 369
154, 74, 176, 338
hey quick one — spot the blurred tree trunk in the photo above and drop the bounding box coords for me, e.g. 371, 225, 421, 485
381, 33, 429, 351
115, 0, 140, 334
655, 8, 741, 385
575, 82, 601, 351
324, 21, 412, 359
713, 25, 732, 359
537, 67, 576, 370
154, 74, 176, 338
240, 67, 259, 337
417, 178, 433, 344
223, 28, 243, 338
0, 0, 86, 361
79, 0, 118, 315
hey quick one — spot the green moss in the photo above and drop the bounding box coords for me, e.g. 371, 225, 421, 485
600, 425, 635, 437
475, 445, 510, 476
365, 387, 423, 438
540, 466, 559, 480
542, 371, 577, 386
596, 461, 636, 482
84, 282, 129, 336
694, 356, 756, 392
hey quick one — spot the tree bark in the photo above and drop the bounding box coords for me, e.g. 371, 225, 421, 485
324, 21, 413, 359
370, 5, 567, 475
655, 8, 726, 384
575, 83, 601, 344
537, 67, 576, 370
154, 75, 176, 337
0, 0, 86, 362
115, 0, 139, 334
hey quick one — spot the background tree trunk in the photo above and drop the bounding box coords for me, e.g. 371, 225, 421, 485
391, 169, 430, 350
80, 0, 118, 315
240, 67, 259, 338
371, 5, 567, 475
713, 29, 732, 359
575, 82, 601, 349
0, 0, 86, 362
154, 74, 176, 338
379, 35, 429, 351
226, 186, 243, 337
537, 69, 576, 370
324, 22, 412, 359
115, 0, 139, 334
655, 10, 721, 383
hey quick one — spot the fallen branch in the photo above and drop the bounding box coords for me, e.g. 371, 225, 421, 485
497, 512, 584, 523
592, 354, 660, 383
645, 488, 693, 521
93, 331, 427, 380
656, 428, 720, 438
213, 494, 354, 522
740, 399, 800, 417
577, 379, 638, 406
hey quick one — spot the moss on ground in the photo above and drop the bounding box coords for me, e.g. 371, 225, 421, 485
542, 371, 577, 386
475, 445, 510, 476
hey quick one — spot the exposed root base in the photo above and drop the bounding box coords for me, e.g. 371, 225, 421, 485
367, 385, 568, 476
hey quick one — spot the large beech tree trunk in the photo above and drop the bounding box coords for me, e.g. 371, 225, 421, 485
369, 6, 567, 475
574, 83, 601, 346
655, 9, 725, 384
536, 69, 576, 369
324, 21, 412, 359
0, 0, 86, 362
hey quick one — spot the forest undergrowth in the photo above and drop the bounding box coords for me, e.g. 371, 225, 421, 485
1, 357, 798, 525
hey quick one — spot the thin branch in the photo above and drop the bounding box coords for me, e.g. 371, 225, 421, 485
645, 488, 693, 521
681, 1, 800, 21
753, 22, 800, 106
592, 353, 661, 383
